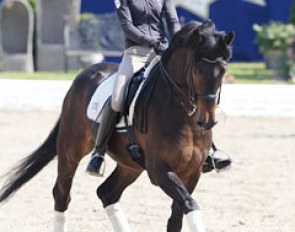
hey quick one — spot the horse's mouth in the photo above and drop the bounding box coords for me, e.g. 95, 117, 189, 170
197, 121, 218, 130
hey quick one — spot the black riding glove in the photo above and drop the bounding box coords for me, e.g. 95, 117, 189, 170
153, 41, 168, 55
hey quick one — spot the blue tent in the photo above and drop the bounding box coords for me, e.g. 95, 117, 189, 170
81, 0, 293, 61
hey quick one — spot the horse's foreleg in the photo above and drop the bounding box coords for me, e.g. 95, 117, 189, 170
167, 172, 202, 232
149, 162, 205, 232
97, 165, 142, 232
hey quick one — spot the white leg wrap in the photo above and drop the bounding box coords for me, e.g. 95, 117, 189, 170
105, 202, 131, 232
186, 210, 206, 232
53, 210, 67, 232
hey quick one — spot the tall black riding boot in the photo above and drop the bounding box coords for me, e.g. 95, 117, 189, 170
86, 98, 119, 177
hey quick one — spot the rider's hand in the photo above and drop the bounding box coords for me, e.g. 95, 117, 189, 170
153, 41, 168, 55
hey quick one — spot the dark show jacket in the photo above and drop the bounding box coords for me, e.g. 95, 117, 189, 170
115, 0, 181, 49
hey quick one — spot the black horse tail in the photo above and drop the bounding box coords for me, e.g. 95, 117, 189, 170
0, 120, 59, 204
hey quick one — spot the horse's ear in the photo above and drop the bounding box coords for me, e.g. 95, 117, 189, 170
225, 31, 235, 45
200, 19, 215, 34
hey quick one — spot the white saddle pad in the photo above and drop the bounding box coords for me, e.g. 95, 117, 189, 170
86, 56, 160, 130
86, 73, 116, 122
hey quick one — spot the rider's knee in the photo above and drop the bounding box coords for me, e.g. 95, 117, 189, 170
111, 98, 122, 112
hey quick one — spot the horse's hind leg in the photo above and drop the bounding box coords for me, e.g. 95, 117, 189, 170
52, 122, 92, 232
167, 201, 183, 232
97, 164, 142, 232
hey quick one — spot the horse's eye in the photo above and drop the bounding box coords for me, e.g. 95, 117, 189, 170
212, 65, 226, 80
220, 64, 227, 73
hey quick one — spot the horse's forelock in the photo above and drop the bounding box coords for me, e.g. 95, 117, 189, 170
199, 19, 215, 36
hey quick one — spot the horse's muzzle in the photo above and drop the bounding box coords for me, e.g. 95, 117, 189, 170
197, 120, 217, 130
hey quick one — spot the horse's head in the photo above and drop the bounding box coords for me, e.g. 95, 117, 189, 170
162, 20, 234, 130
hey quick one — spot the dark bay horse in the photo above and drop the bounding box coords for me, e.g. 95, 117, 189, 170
0, 20, 234, 232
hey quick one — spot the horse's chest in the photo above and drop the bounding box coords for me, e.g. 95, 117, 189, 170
172, 129, 210, 166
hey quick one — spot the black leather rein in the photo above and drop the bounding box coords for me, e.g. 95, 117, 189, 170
159, 57, 225, 116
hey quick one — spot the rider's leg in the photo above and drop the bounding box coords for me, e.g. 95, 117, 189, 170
86, 97, 120, 176
86, 46, 155, 177
112, 46, 156, 112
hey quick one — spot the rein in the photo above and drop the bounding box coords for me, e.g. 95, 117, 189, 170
159, 60, 197, 116
159, 57, 224, 116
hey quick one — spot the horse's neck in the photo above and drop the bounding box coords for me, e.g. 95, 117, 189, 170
156, 50, 196, 121
165, 48, 191, 86
150, 76, 209, 143
150, 61, 196, 128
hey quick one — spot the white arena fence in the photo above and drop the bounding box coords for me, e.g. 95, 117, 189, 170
0, 79, 294, 117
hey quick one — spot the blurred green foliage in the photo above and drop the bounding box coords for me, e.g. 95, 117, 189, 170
27, 0, 36, 11
253, 21, 295, 53
290, 0, 295, 25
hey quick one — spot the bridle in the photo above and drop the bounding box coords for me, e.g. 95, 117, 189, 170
159, 56, 226, 117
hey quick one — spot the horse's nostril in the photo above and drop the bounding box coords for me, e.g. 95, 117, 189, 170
197, 121, 206, 128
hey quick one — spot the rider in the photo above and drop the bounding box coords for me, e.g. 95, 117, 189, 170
86, 0, 231, 176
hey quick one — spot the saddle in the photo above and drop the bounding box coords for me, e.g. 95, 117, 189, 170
121, 67, 145, 116
122, 61, 160, 133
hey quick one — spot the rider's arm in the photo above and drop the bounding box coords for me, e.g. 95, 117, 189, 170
163, 0, 181, 37
116, 0, 155, 46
